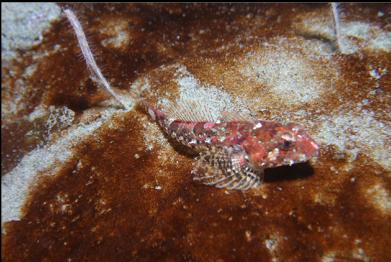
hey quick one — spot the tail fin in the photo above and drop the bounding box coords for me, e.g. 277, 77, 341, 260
138, 100, 155, 120
138, 100, 168, 123
64, 9, 131, 109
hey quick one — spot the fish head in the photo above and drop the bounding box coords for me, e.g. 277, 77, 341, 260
272, 122, 320, 166
242, 121, 319, 169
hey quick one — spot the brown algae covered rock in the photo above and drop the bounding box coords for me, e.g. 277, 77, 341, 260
2, 3, 391, 261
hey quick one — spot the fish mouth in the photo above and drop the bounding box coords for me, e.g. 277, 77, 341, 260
285, 140, 320, 166
282, 153, 319, 167
307, 139, 320, 158
297, 133, 320, 158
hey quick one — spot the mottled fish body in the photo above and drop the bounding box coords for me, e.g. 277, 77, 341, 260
143, 101, 319, 191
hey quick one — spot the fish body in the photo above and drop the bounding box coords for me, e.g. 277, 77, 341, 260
143, 102, 319, 190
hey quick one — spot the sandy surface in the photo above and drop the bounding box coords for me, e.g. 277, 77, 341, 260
2, 3, 390, 261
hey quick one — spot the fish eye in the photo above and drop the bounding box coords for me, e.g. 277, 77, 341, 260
281, 140, 292, 150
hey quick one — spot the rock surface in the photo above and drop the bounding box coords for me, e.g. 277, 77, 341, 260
2, 3, 390, 261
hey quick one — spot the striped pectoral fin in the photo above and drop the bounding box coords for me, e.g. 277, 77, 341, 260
192, 148, 263, 191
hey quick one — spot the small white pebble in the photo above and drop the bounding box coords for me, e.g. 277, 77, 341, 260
245, 230, 252, 242
370, 69, 381, 80
362, 99, 369, 105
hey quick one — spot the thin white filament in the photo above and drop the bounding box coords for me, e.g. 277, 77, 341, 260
331, 3, 342, 52
64, 9, 129, 109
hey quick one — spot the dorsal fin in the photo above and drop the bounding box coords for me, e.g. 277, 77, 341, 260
219, 111, 255, 122
192, 147, 263, 191
164, 100, 217, 122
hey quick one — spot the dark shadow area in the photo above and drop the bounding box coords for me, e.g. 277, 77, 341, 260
264, 162, 314, 183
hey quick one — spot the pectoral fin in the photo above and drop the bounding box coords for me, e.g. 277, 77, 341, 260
192, 147, 263, 191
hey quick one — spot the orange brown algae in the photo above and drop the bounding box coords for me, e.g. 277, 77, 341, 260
2, 3, 391, 262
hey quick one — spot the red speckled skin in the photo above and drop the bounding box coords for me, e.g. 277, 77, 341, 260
146, 104, 319, 171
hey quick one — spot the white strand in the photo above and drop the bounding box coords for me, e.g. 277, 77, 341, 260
331, 3, 342, 52
64, 9, 129, 109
